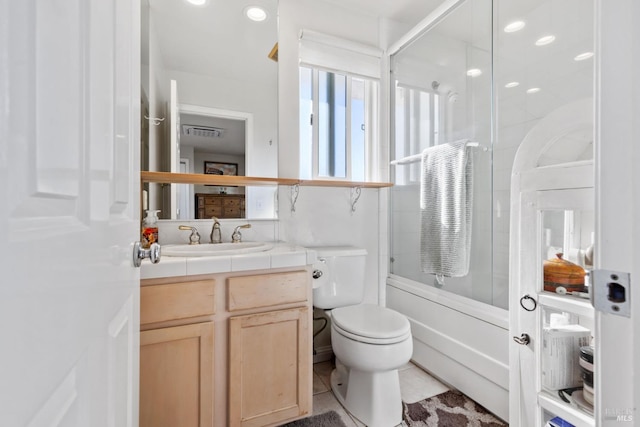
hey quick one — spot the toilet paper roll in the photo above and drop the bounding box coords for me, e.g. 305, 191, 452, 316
311, 261, 328, 289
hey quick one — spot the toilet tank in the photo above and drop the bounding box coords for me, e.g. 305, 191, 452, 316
311, 246, 367, 309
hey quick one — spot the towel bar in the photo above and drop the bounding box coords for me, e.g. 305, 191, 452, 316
390, 141, 487, 165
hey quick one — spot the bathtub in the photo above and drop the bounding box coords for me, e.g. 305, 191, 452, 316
386, 275, 509, 421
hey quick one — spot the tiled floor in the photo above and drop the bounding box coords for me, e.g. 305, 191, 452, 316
311, 360, 449, 427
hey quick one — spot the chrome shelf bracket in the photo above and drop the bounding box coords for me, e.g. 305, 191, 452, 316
350, 186, 362, 214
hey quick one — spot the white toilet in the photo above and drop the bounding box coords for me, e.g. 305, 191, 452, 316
312, 247, 412, 427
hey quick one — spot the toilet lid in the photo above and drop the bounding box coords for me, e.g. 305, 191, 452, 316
331, 304, 411, 343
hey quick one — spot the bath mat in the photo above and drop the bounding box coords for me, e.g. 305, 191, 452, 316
280, 410, 348, 427
403, 390, 507, 426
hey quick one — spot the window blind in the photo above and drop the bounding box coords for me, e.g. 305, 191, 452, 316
298, 29, 382, 80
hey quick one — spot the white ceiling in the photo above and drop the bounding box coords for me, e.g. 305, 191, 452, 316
148, 0, 443, 85
322, 0, 445, 25
148, 0, 277, 156
148, 0, 278, 83
180, 114, 246, 156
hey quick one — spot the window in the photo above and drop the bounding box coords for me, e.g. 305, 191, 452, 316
394, 84, 442, 184
300, 66, 378, 181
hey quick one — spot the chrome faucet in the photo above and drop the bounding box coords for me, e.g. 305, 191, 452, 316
178, 225, 200, 245
231, 224, 251, 243
210, 217, 222, 243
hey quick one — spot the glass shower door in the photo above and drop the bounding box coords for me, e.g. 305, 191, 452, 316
389, 0, 496, 306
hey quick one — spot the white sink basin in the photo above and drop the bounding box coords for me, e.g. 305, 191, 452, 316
162, 242, 274, 257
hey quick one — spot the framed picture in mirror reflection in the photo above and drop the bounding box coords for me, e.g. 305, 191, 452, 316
204, 161, 238, 176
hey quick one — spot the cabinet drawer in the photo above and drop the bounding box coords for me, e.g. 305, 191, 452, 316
223, 198, 241, 208
223, 207, 241, 218
204, 205, 223, 217
141, 279, 216, 325
204, 197, 223, 206
227, 271, 308, 311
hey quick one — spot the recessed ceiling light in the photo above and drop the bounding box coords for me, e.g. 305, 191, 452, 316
526, 87, 541, 94
574, 52, 594, 61
245, 6, 267, 22
185, 0, 207, 6
535, 35, 556, 46
466, 68, 482, 77
505, 82, 520, 88
504, 21, 526, 33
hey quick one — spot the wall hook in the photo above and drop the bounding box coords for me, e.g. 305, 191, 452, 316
144, 115, 165, 126
350, 186, 362, 214
290, 184, 300, 213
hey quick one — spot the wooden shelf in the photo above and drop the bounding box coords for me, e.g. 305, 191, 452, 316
141, 171, 295, 186
141, 171, 393, 189
298, 179, 392, 188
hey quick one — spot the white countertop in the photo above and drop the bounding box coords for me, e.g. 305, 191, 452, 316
141, 242, 317, 279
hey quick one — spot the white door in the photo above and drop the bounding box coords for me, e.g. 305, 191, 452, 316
168, 79, 180, 219
0, 1, 141, 426
178, 159, 190, 219
595, 1, 638, 424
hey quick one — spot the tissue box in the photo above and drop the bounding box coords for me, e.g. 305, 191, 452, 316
542, 324, 591, 390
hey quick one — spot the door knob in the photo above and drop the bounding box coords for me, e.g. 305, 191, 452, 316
133, 242, 161, 267
513, 333, 530, 346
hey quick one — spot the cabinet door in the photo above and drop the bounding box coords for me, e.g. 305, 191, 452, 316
229, 307, 311, 427
512, 187, 595, 426
140, 322, 214, 427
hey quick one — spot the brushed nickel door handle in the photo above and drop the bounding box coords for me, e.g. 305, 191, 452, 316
513, 333, 530, 346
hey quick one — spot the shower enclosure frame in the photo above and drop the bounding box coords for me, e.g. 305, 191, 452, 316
385, 0, 509, 420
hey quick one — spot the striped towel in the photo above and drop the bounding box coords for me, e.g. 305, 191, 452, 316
420, 140, 473, 277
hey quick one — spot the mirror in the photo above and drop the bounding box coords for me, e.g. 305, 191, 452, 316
141, 0, 279, 220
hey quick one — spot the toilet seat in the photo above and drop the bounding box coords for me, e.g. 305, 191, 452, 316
331, 304, 411, 345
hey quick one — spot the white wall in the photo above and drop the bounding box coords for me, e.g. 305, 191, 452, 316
145, 10, 167, 212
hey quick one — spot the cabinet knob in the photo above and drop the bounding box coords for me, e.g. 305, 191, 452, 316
513, 333, 531, 346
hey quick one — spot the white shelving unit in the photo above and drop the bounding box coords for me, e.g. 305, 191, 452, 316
510, 159, 596, 426
508, 98, 597, 426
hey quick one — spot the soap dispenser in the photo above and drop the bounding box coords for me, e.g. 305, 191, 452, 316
141, 210, 160, 249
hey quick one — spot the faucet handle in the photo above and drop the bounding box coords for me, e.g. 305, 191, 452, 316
210, 217, 222, 244
231, 224, 251, 243
178, 225, 201, 245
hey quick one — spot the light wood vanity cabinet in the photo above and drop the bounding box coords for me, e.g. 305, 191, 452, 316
139, 279, 216, 427
140, 268, 312, 427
